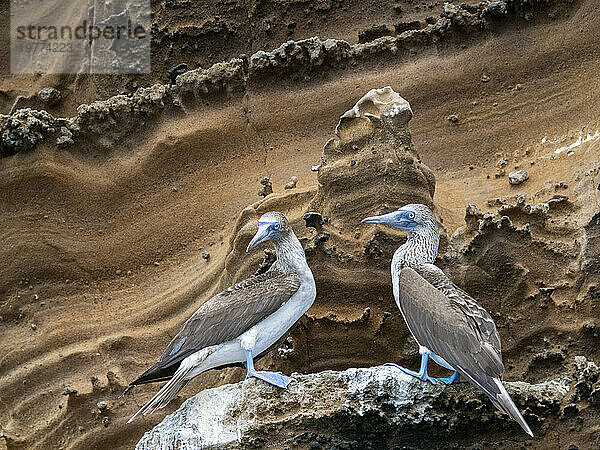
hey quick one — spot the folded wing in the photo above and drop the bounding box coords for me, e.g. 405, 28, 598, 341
397, 266, 505, 405
131, 268, 301, 385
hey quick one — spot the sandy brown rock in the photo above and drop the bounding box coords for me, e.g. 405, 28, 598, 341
309, 87, 435, 229
1, 1, 599, 449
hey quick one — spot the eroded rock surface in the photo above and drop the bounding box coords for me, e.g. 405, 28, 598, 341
0, 1, 598, 447
136, 365, 568, 450
309, 86, 435, 229
0, 1, 573, 158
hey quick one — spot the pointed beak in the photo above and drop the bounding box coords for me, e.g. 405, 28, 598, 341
361, 211, 399, 225
246, 223, 271, 252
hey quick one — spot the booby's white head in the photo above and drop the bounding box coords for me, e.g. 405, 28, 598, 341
361, 203, 436, 233
246, 212, 290, 252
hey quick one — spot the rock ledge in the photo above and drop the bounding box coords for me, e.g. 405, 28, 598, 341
136, 365, 568, 449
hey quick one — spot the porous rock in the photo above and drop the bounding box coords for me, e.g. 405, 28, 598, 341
175, 58, 246, 99
37, 87, 61, 105
309, 86, 435, 228
482, 1, 508, 18
136, 366, 568, 449
284, 176, 298, 190
0, 109, 75, 157
509, 169, 529, 185
258, 176, 273, 197
76, 84, 171, 136
0, 3, 554, 157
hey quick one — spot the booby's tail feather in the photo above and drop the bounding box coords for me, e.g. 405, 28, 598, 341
127, 364, 192, 423
492, 378, 533, 437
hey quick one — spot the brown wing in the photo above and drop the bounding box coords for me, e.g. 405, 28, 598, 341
416, 264, 501, 354
397, 265, 505, 402
132, 268, 301, 384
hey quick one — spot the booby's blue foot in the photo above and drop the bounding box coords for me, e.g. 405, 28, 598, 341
385, 363, 439, 384
243, 349, 292, 388
437, 371, 461, 385
246, 370, 292, 388
384, 353, 438, 385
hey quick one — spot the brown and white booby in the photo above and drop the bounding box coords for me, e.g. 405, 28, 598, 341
126, 211, 316, 422
362, 204, 533, 437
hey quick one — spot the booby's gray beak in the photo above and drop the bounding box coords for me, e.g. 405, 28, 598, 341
361, 211, 399, 225
246, 223, 271, 252
361, 210, 416, 230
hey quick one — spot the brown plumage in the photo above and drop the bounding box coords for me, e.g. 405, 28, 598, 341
362, 203, 533, 437
126, 211, 316, 423
397, 266, 532, 437
131, 269, 301, 386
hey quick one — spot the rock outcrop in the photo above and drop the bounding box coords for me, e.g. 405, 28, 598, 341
136, 365, 569, 449
0, 1, 574, 157
309, 86, 435, 229
0, 109, 79, 157
132, 79, 599, 448
0, 0, 597, 448
211, 87, 438, 382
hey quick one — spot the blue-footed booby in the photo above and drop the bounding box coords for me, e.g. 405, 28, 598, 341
362, 204, 533, 437
126, 212, 316, 422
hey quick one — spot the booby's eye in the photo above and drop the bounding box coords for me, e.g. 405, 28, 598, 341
409, 212, 415, 219
274, 223, 281, 230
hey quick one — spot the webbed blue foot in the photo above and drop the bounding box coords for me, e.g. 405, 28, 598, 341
385, 363, 439, 385
384, 353, 438, 385
437, 371, 461, 385
243, 348, 292, 388
246, 370, 292, 388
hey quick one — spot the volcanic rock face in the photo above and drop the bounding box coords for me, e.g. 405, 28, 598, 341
136, 365, 569, 449
133, 78, 600, 448
309, 86, 435, 229
1, 1, 600, 448
0, 2, 547, 158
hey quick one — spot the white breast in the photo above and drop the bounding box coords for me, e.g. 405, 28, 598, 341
187, 262, 316, 377
250, 264, 316, 354
391, 248, 403, 310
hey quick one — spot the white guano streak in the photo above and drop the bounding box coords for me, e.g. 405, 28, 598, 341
554, 130, 600, 154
